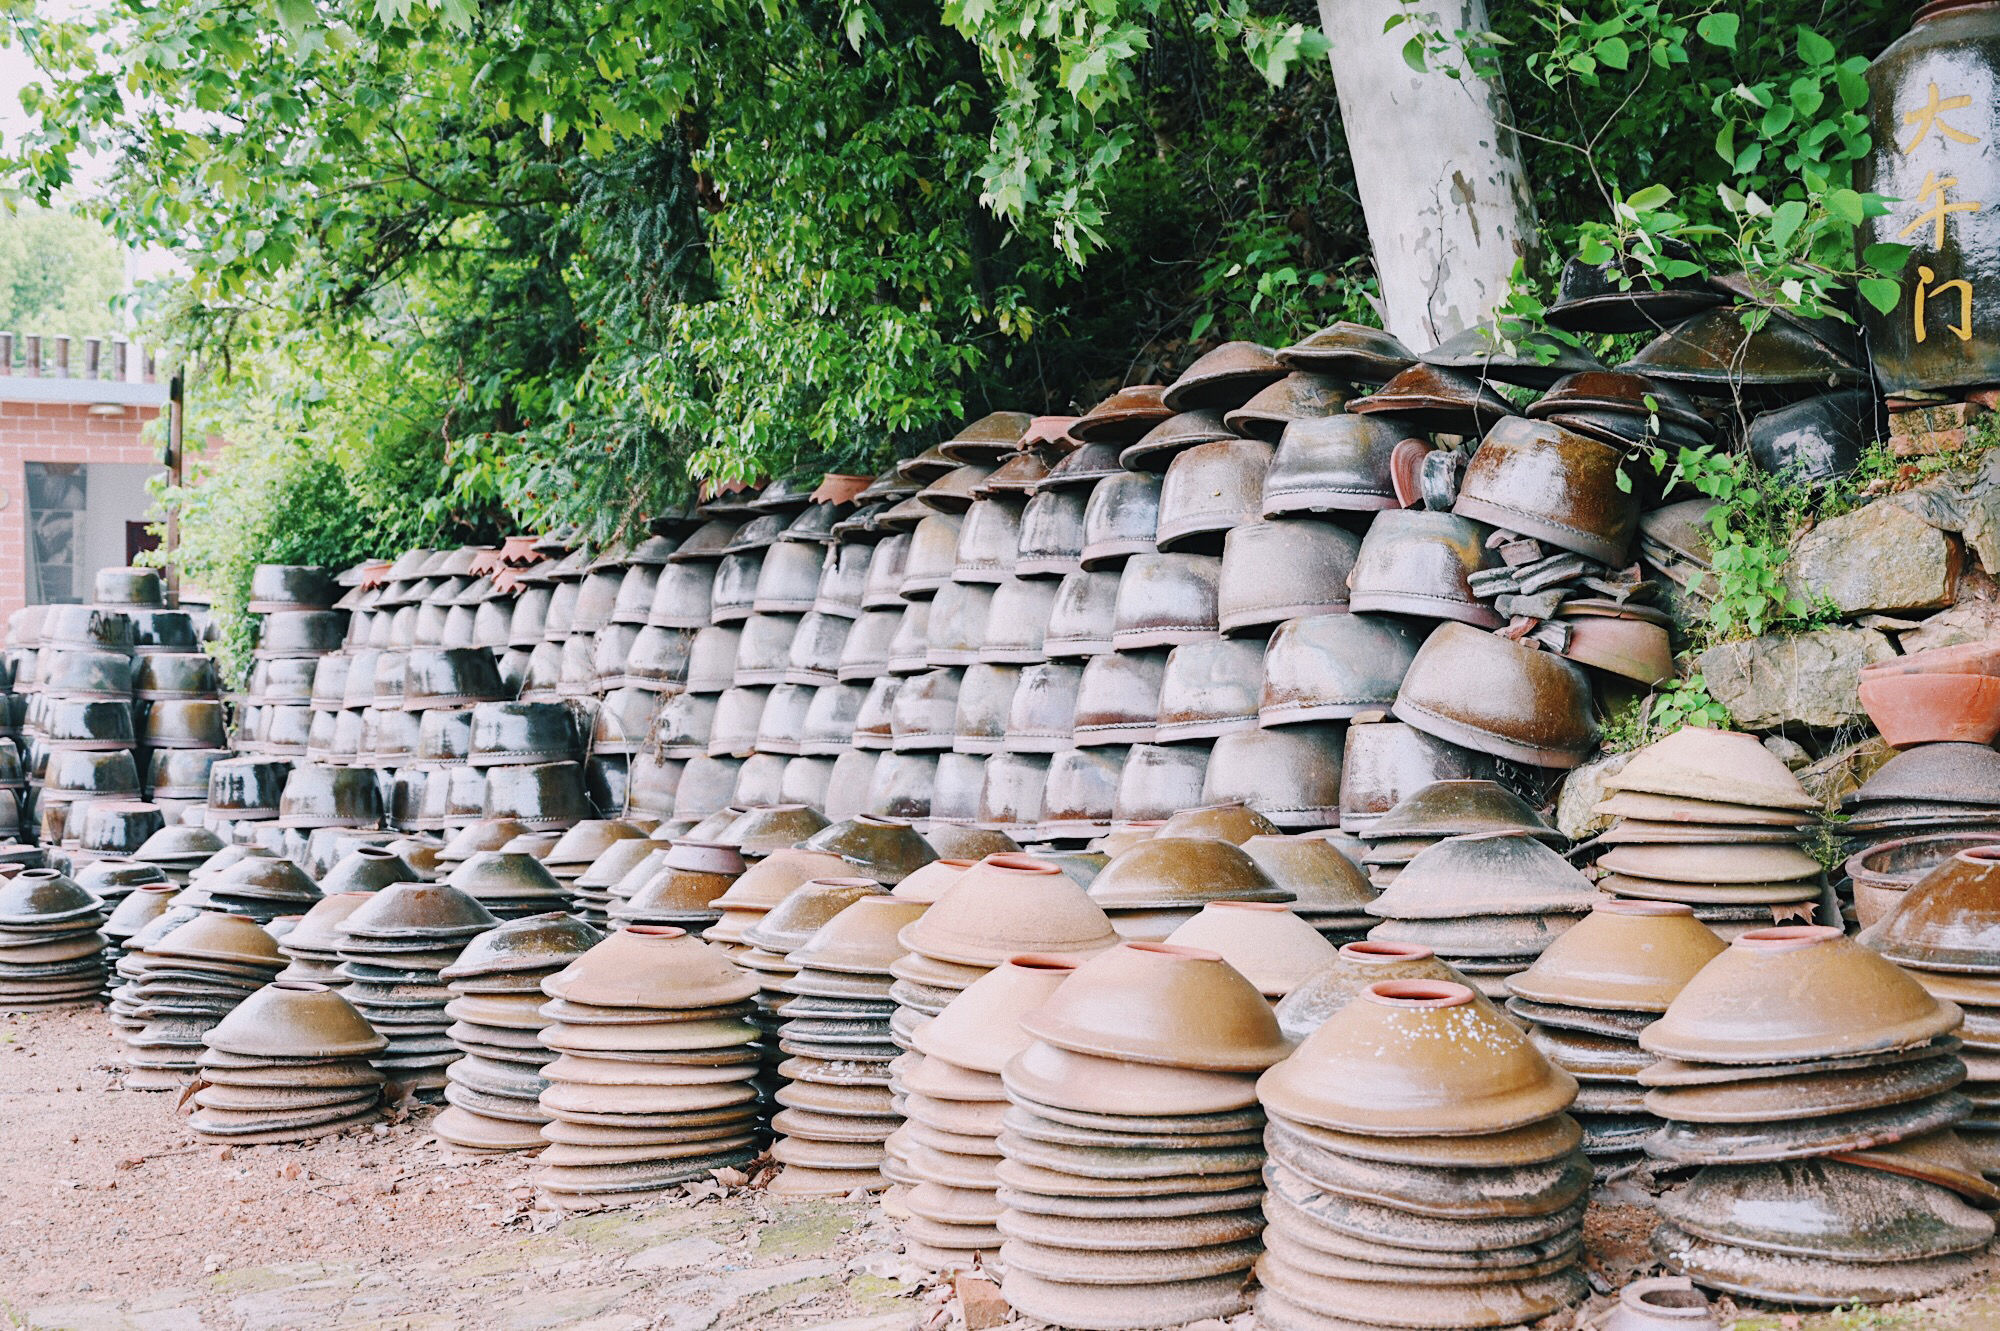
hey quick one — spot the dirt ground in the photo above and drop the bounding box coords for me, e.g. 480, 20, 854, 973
6, 1005, 2000, 1331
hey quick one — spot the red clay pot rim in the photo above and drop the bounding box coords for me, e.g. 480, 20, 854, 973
1596, 899, 1695, 917
1003, 954, 1084, 973
1960, 847, 2000, 865
1124, 940, 1224, 963
1206, 901, 1293, 913
803, 876, 880, 890
1733, 924, 1842, 952
1365, 978, 1474, 1007
1339, 941, 1435, 964
624, 925, 691, 940
271, 980, 330, 994
982, 853, 1062, 875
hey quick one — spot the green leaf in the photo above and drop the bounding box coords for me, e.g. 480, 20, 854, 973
1857, 277, 1902, 314
1625, 183, 1673, 212
1594, 36, 1629, 70
1402, 35, 1427, 73
1714, 122, 1735, 166
1825, 188, 1864, 225
273, 0, 317, 41
1796, 27, 1835, 67
1696, 12, 1738, 49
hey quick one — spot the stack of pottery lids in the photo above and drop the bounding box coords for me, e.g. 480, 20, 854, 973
1273, 939, 1470, 1043
1364, 830, 1600, 998
1354, 779, 1558, 888
768, 894, 928, 1196
1255, 978, 1589, 1331
117, 912, 283, 1089
896, 955, 1078, 1269
187, 980, 387, 1144
435, 912, 602, 1156
701, 847, 851, 960
102, 881, 182, 990
573, 836, 666, 925
333, 882, 500, 1096
1240, 834, 1378, 944
1505, 901, 1726, 1171
533, 926, 764, 1209
540, 819, 650, 921
179, 854, 323, 924
0, 868, 107, 1008
1641, 926, 1987, 1306
995, 941, 1287, 1329
443, 850, 571, 920
611, 839, 743, 933
1867, 847, 2000, 1175
132, 824, 228, 885
1592, 727, 1824, 936
801, 813, 939, 886
1164, 902, 1337, 1002
739, 877, 884, 1086
1085, 835, 1290, 941
1858, 640, 2000, 752
275, 892, 371, 986
1841, 742, 2000, 872
76, 856, 170, 912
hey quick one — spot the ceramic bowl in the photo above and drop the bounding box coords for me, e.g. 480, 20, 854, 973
1393, 624, 1600, 769
1216, 518, 1360, 635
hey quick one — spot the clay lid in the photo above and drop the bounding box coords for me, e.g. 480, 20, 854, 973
892, 858, 974, 904
1164, 903, 1339, 998
1162, 341, 1285, 412
1070, 385, 1174, 445
1596, 842, 1824, 885
1657, 1152, 1995, 1258
444, 851, 567, 901
1348, 364, 1516, 434
1367, 832, 1599, 920
940, 410, 1035, 464
212, 857, 323, 903
1278, 322, 1416, 383
1624, 304, 1867, 390
896, 443, 958, 483
713, 849, 854, 910
203, 981, 388, 1059
1850, 744, 2000, 808
1641, 927, 1961, 1065
1223, 372, 1350, 440
1419, 322, 1607, 390
279, 892, 373, 953
1019, 940, 1289, 1072
918, 464, 996, 515
0, 868, 97, 922
572, 839, 661, 890
1258, 979, 1578, 1135
1834, 1129, 2000, 1209
149, 912, 283, 967
440, 818, 532, 861
1239, 836, 1375, 915
545, 819, 648, 867
544, 926, 758, 1009
1604, 727, 1815, 811
788, 895, 929, 975
1362, 781, 1558, 843
925, 826, 1021, 862
899, 854, 1120, 967
1087, 837, 1289, 910
802, 815, 939, 885
442, 911, 602, 979
912, 956, 1080, 1074
1593, 791, 1814, 828
1118, 409, 1237, 472
1873, 848, 2000, 974
1506, 901, 1726, 1013
1004, 1039, 1262, 1115
336, 882, 500, 941
1156, 802, 1280, 845
741, 877, 886, 954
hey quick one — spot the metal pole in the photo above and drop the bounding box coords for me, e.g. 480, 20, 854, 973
165, 369, 184, 599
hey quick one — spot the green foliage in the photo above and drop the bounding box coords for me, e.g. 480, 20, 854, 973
0, 204, 125, 345
1600, 673, 1733, 753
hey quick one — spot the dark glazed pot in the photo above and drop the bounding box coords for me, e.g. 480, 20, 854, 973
1262, 414, 1404, 516
1155, 638, 1266, 741
1200, 723, 1345, 830
1071, 384, 1175, 444
482, 760, 593, 830
1259, 613, 1423, 727
1080, 471, 1163, 569
41, 605, 135, 654
1338, 720, 1497, 831
1748, 390, 1885, 485
1155, 438, 1276, 552
468, 702, 578, 767
802, 813, 939, 884
402, 647, 505, 710
1039, 440, 1126, 491
707, 549, 763, 624
1419, 321, 1607, 389
1278, 322, 1416, 383
131, 609, 200, 656
39, 648, 133, 700
147, 747, 233, 800
1217, 518, 1361, 635
1118, 409, 1236, 473
1162, 340, 1285, 411
1625, 305, 1866, 393
279, 763, 383, 829
1454, 417, 1639, 566
38, 697, 136, 750
247, 564, 338, 612
1348, 508, 1504, 627
940, 410, 1034, 465
254, 610, 348, 659
208, 757, 290, 818
1110, 553, 1221, 650
44, 748, 142, 799
1224, 372, 1350, 441
1347, 363, 1517, 435
1393, 622, 1601, 768
96, 565, 167, 607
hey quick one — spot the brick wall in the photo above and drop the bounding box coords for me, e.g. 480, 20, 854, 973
0, 398, 163, 621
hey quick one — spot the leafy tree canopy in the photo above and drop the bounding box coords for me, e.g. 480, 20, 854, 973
0, 203, 125, 346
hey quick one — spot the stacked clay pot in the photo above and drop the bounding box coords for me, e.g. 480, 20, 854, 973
1364, 830, 1600, 998
702, 847, 852, 961
1086, 834, 1291, 941
178, 852, 324, 924
612, 838, 742, 933
1164, 901, 1338, 1002
1840, 745, 2000, 909
1274, 939, 1471, 1043
1240, 833, 1379, 944
1355, 779, 1560, 888
1255, 977, 1591, 1331
116, 911, 283, 1089
533, 926, 764, 1209
443, 848, 571, 921
896, 955, 1079, 1268
0, 867, 108, 1008
333, 881, 500, 1096
276, 891, 369, 986
541, 819, 649, 922
767, 894, 928, 1196
995, 941, 1290, 1329
102, 880, 182, 995
188, 980, 387, 1143
1505, 901, 1727, 1172
1641, 926, 1989, 1306
434, 911, 602, 1156
1593, 727, 1826, 937
1866, 846, 2000, 1176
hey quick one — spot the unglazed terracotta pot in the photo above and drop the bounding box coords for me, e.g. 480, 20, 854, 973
1018, 939, 1290, 1071
1859, 673, 2000, 748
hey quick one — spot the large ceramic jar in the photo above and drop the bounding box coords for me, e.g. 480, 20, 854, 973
1859, 2, 2000, 393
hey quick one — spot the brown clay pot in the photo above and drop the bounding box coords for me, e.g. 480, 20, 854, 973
1216, 518, 1360, 635
1859, 673, 2000, 749
1019, 939, 1290, 1070
1453, 417, 1638, 566
1392, 623, 1600, 769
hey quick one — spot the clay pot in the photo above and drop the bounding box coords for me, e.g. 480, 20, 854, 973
1020, 938, 1289, 1072
1273, 941, 1468, 1042
1072, 651, 1165, 746
1260, 415, 1402, 517
1118, 408, 1235, 472
1216, 518, 1360, 635
1601, 1276, 1720, 1331
1257, 614, 1421, 728
1348, 510, 1503, 628
1605, 727, 1815, 811
1163, 340, 1285, 411
1260, 978, 1578, 1134
278, 764, 381, 829
1113, 743, 1211, 822
466, 702, 577, 768
1088, 837, 1286, 910
255, 610, 348, 659
1507, 901, 1725, 1012
1452, 417, 1637, 566
39, 648, 134, 699
941, 411, 1034, 465
1071, 385, 1175, 445
1080, 472, 1162, 569
1165, 902, 1339, 998
1015, 489, 1089, 579
836, 609, 899, 682
1241, 835, 1372, 911
890, 668, 962, 752
1747, 389, 1882, 486
1372, 832, 1598, 919
1044, 570, 1121, 657
207, 758, 288, 818
928, 826, 1021, 862
900, 854, 1118, 965
1864, 641, 2000, 682
1859, 673, 2000, 748
38, 696, 135, 750
1872, 847, 2000, 974
1393, 623, 1600, 769
1348, 364, 1517, 435
1111, 554, 1220, 650
927, 752, 989, 826
1641, 927, 1960, 1065
549, 925, 758, 1009
799, 682, 864, 755
1005, 662, 1084, 753
926, 584, 994, 667
1420, 321, 1607, 390
978, 577, 1059, 665
747, 541, 822, 616
1155, 639, 1264, 741
954, 498, 1023, 584
811, 542, 869, 619
1224, 372, 1350, 441
1200, 724, 1344, 830
1338, 723, 1497, 832
886, 603, 935, 675
1153, 802, 1277, 846
859, 535, 913, 611
1627, 304, 1867, 394
481, 761, 592, 830
751, 683, 818, 756
1155, 439, 1275, 552
402, 647, 504, 711
1038, 746, 1127, 838
802, 814, 939, 885
41, 604, 135, 653
1847, 833, 2000, 929
977, 751, 1050, 831
733, 613, 802, 686
97, 564, 167, 607
705, 686, 767, 756
946, 663, 1016, 754
134, 652, 222, 701
900, 515, 964, 600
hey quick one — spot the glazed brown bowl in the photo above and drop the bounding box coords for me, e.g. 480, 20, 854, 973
1216, 518, 1360, 635
1453, 417, 1638, 566
278, 763, 383, 829
1393, 623, 1600, 769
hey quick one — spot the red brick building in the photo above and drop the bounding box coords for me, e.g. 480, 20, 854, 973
0, 338, 168, 619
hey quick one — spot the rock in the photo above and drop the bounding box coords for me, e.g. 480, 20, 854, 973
1761, 735, 1811, 770
1787, 502, 1961, 615
952, 1273, 1009, 1331
1696, 628, 1895, 732
1898, 565, 2000, 654
1554, 750, 1633, 840
1797, 736, 1897, 814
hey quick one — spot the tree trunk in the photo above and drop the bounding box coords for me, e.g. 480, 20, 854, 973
1316, 0, 1541, 349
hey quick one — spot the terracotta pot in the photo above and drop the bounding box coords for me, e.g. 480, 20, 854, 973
1154, 638, 1264, 742
900, 853, 1118, 965
1118, 408, 1235, 472
1507, 901, 1725, 1013
1200, 724, 1344, 830
1259, 978, 1578, 1134
1217, 518, 1361, 635
1165, 902, 1339, 998
1019, 938, 1289, 1072
1044, 570, 1121, 658
1452, 417, 1637, 566
643, 557, 718, 630
1071, 384, 1175, 445
1278, 322, 1415, 382
1163, 340, 1285, 412
1272, 941, 1465, 1042
1864, 640, 2000, 682
1871, 846, 2000, 974
1087, 836, 1286, 910
978, 577, 1059, 665
548, 924, 758, 1009
1605, 727, 1816, 811
1393, 623, 1600, 769
1371, 832, 1598, 921
1155, 439, 1275, 553
1641, 926, 1959, 1064
1113, 743, 1211, 822
1037, 746, 1127, 839
1348, 510, 1504, 628
1860, 673, 2000, 748
1079, 471, 1162, 570
913, 955, 1078, 1072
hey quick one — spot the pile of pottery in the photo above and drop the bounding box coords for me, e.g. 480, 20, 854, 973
1591, 727, 1826, 936
610, 837, 742, 933
1857, 640, 2000, 753
1866, 846, 2000, 1176
1256, 976, 1590, 1331
187, 980, 387, 1144
1240, 832, 1379, 945
533, 926, 764, 1209
443, 847, 572, 921
239, 564, 343, 762
333, 881, 500, 1095
114, 911, 284, 1089
1641, 925, 1988, 1306
1164, 901, 1337, 1003
1353, 779, 1558, 888
1506, 901, 1726, 1171
995, 942, 1287, 1329
434, 912, 602, 1155
1842, 741, 2000, 924
178, 852, 323, 924
767, 894, 927, 1196
895, 955, 1077, 1268
0, 867, 108, 1008
701, 846, 851, 960
276, 891, 369, 986
1086, 833, 1291, 941
539, 819, 648, 923
28, 572, 160, 848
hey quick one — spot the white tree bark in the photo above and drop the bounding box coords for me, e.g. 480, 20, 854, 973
1317, 0, 1541, 348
